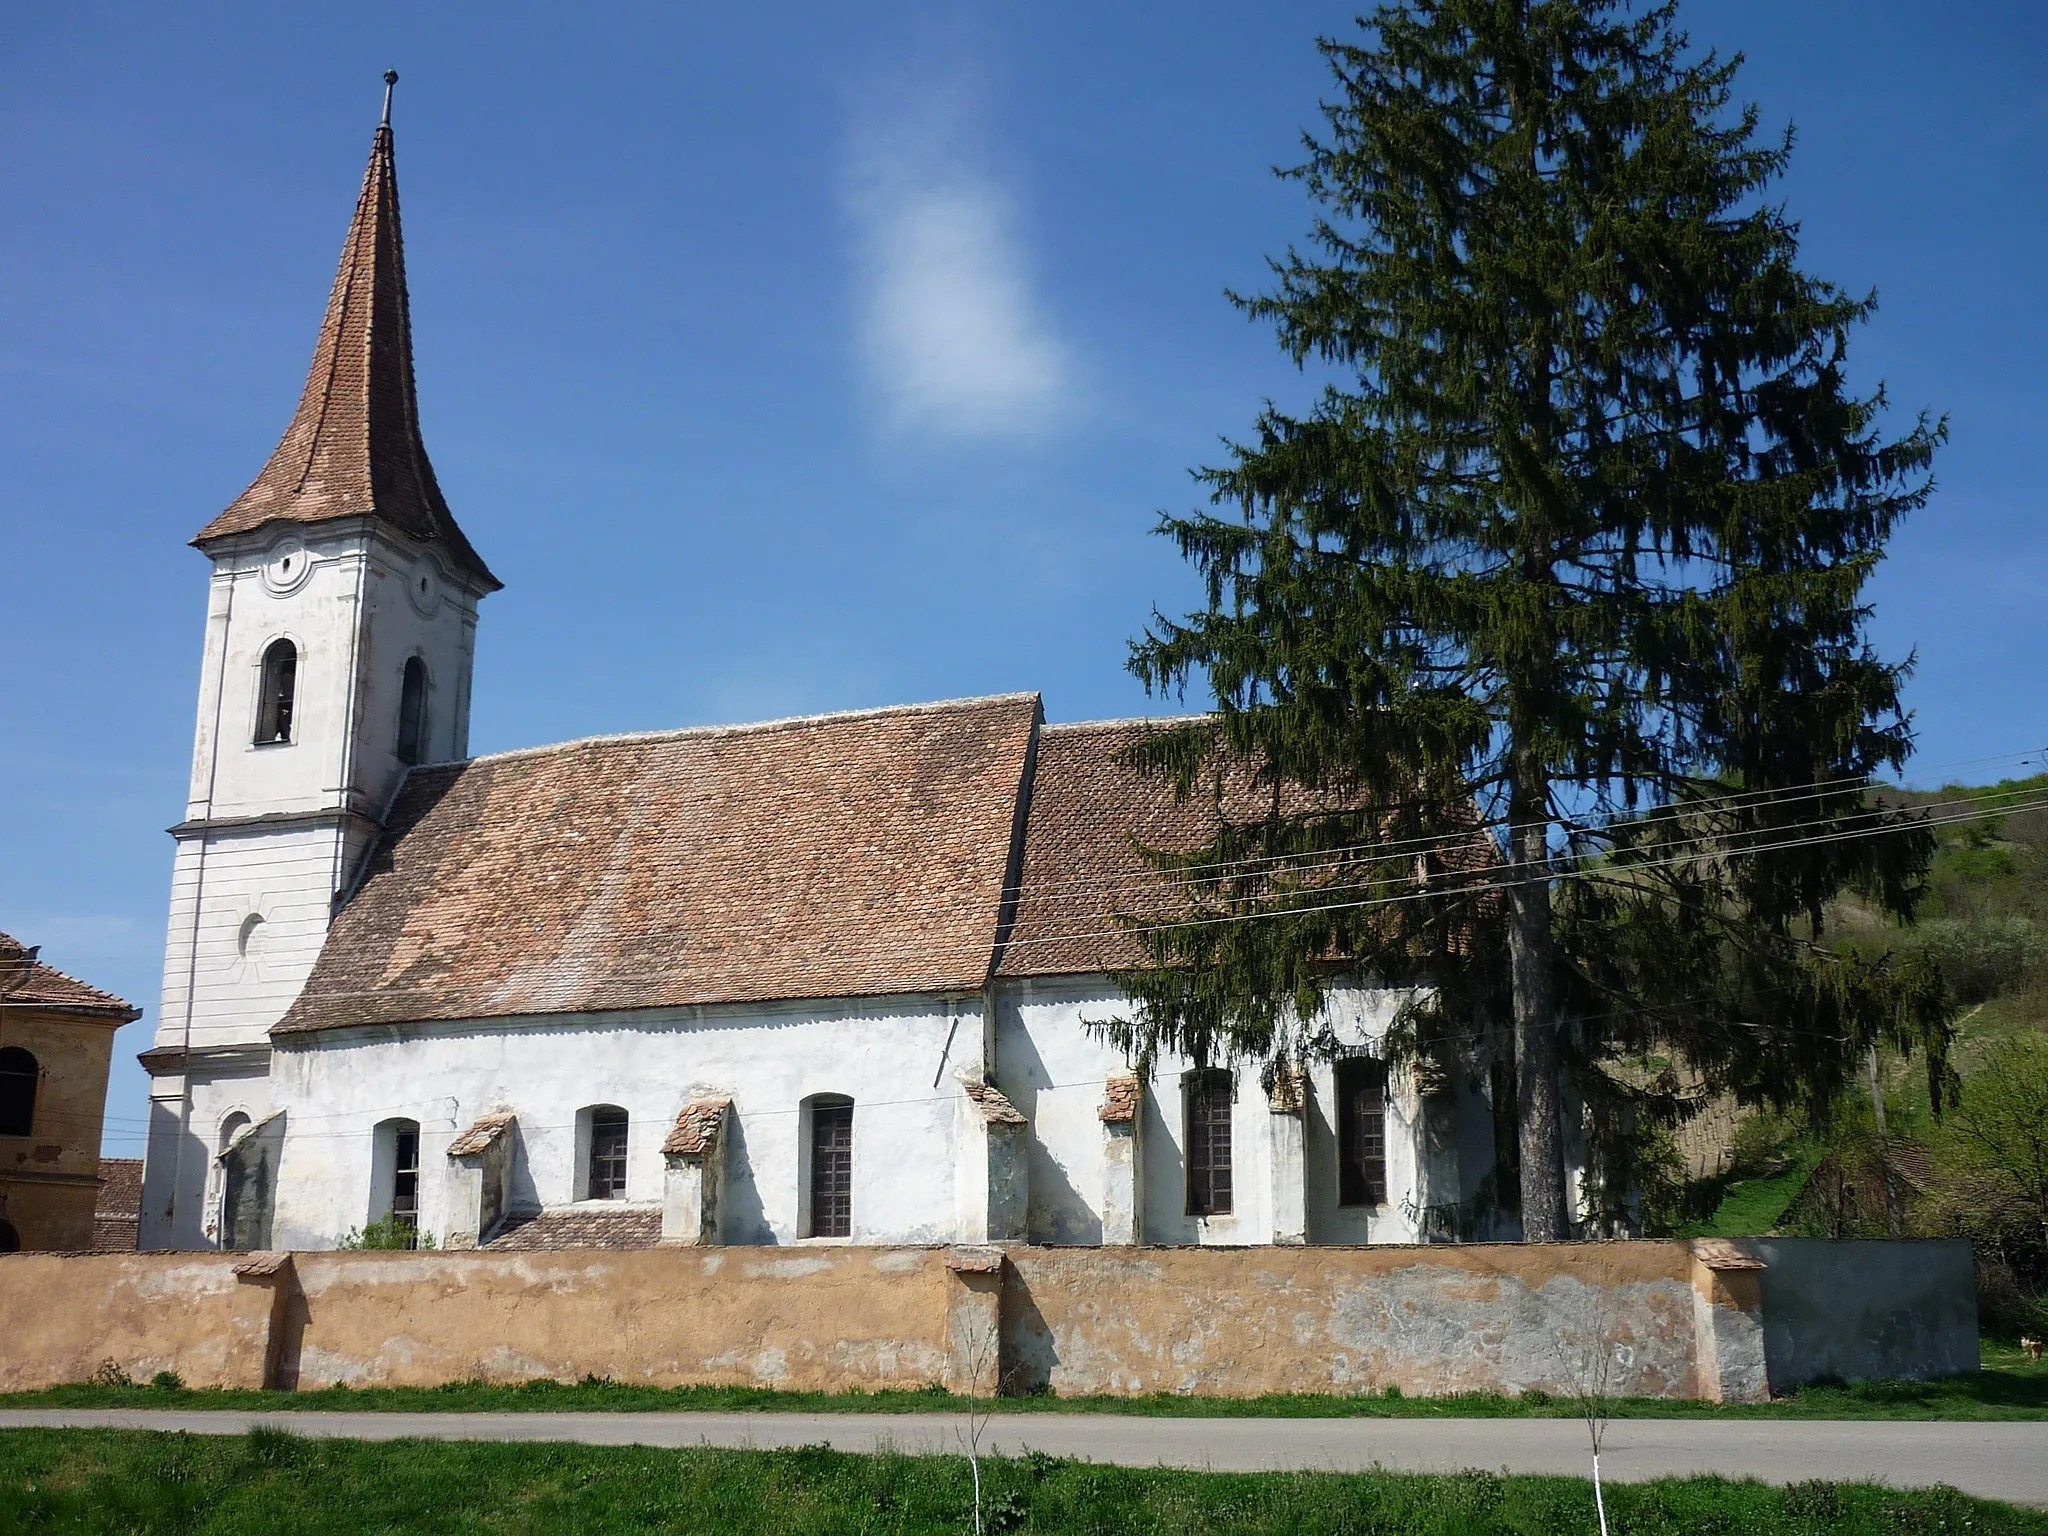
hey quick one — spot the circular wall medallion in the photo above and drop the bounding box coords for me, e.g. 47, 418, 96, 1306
262, 539, 312, 595
408, 559, 442, 617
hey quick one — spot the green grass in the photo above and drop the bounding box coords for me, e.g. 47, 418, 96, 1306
5, 1345, 2046, 1420
1674, 1146, 1821, 1238
0, 1428, 2038, 1534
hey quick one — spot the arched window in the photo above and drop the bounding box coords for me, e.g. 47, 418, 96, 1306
1183, 1068, 1234, 1217
0, 1218, 19, 1253
396, 656, 429, 765
584, 1105, 629, 1200
803, 1094, 854, 1238
255, 639, 298, 745
0, 1047, 38, 1137
370, 1117, 423, 1244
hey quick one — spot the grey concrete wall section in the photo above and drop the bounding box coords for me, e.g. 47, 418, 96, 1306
1749, 1238, 1979, 1389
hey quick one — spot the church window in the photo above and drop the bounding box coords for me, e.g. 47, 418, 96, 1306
805, 1095, 853, 1238
0, 1047, 38, 1137
256, 639, 298, 745
585, 1106, 629, 1200
0, 1218, 17, 1252
396, 656, 429, 765
1336, 1058, 1389, 1207
1184, 1069, 1234, 1217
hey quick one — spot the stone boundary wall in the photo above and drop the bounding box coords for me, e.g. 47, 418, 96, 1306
0, 1239, 1975, 1402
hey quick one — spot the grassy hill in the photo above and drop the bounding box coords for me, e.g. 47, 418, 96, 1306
1657, 773, 2048, 1333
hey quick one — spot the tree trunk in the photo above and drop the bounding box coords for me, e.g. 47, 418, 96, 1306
1508, 762, 1571, 1241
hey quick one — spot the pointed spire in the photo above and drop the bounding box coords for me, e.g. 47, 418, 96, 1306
197, 78, 499, 591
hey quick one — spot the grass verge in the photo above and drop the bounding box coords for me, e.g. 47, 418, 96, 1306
4, 1344, 2046, 1421
1, 1428, 2040, 1534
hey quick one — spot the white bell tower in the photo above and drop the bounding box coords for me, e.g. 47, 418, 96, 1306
140, 75, 500, 1248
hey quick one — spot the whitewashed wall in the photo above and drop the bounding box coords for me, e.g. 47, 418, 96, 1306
265, 994, 991, 1250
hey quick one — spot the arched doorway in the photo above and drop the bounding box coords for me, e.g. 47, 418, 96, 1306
0, 1217, 20, 1253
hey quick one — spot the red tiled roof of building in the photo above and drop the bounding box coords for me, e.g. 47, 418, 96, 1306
483, 1207, 661, 1250
995, 719, 1235, 978
996, 720, 1500, 979
0, 933, 141, 1021
193, 100, 496, 589
275, 694, 1042, 1034
92, 1157, 144, 1252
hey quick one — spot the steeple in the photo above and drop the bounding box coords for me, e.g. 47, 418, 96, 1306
196, 73, 498, 589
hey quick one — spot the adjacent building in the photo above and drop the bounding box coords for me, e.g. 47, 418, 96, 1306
0, 933, 141, 1251
140, 91, 1518, 1255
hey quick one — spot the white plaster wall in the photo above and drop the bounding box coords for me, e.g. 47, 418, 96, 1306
996, 976, 1431, 1246
155, 824, 370, 1054
138, 1064, 275, 1251
185, 527, 481, 824
263, 995, 986, 1250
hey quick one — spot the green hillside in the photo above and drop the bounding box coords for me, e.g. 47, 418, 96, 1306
1655, 773, 2048, 1334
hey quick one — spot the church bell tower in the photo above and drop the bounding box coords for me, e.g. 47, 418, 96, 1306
140, 76, 500, 1248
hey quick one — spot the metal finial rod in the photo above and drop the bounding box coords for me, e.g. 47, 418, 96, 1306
381, 69, 398, 128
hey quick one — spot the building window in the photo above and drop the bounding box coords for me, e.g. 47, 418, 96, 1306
396, 656, 428, 765
806, 1095, 853, 1238
0, 1046, 38, 1137
256, 639, 297, 745
1336, 1058, 1389, 1207
1184, 1069, 1234, 1217
585, 1106, 629, 1200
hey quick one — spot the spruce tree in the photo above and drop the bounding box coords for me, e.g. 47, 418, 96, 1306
1118, 0, 1948, 1239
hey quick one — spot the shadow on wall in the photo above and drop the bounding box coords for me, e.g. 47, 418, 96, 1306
1002, 1024, 1102, 1245
719, 1114, 773, 1245
1000, 1260, 1059, 1395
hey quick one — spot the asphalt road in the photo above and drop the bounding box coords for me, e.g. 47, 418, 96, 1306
3, 1409, 2043, 1507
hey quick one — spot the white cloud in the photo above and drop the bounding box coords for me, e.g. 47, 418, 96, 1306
845, 83, 1073, 438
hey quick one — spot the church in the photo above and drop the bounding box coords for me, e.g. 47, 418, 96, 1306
138, 87, 1513, 1256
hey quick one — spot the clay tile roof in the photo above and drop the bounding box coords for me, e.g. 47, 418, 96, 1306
445, 1111, 516, 1158
483, 1207, 661, 1251
1098, 1073, 1140, 1124
996, 719, 1500, 978
0, 933, 141, 1021
996, 718, 1248, 979
231, 1251, 295, 1279
961, 1079, 1027, 1126
661, 1098, 730, 1156
1691, 1238, 1766, 1271
275, 694, 1042, 1034
193, 109, 497, 590
92, 1158, 144, 1253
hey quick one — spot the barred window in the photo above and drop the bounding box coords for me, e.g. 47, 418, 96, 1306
1184, 1069, 1234, 1216
1336, 1058, 1388, 1207
807, 1096, 854, 1238
586, 1106, 629, 1200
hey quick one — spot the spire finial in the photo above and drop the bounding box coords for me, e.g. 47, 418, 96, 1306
381, 69, 398, 129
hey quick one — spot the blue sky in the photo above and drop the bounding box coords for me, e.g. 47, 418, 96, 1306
4, 2, 2044, 1151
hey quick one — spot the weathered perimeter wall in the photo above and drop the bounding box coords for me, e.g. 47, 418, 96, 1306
0, 1239, 1975, 1401
0, 1253, 282, 1390
1747, 1238, 1979, 1390
280, 1247, 960, 1392
1005, 1243, 1702, 1398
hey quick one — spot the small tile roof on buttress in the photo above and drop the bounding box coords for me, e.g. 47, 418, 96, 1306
193, 112, 497, 588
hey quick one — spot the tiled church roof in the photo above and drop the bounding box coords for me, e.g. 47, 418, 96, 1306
0, 933, 140, 1020
275, 695, 1041, 1034
193, 87, 497, 589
